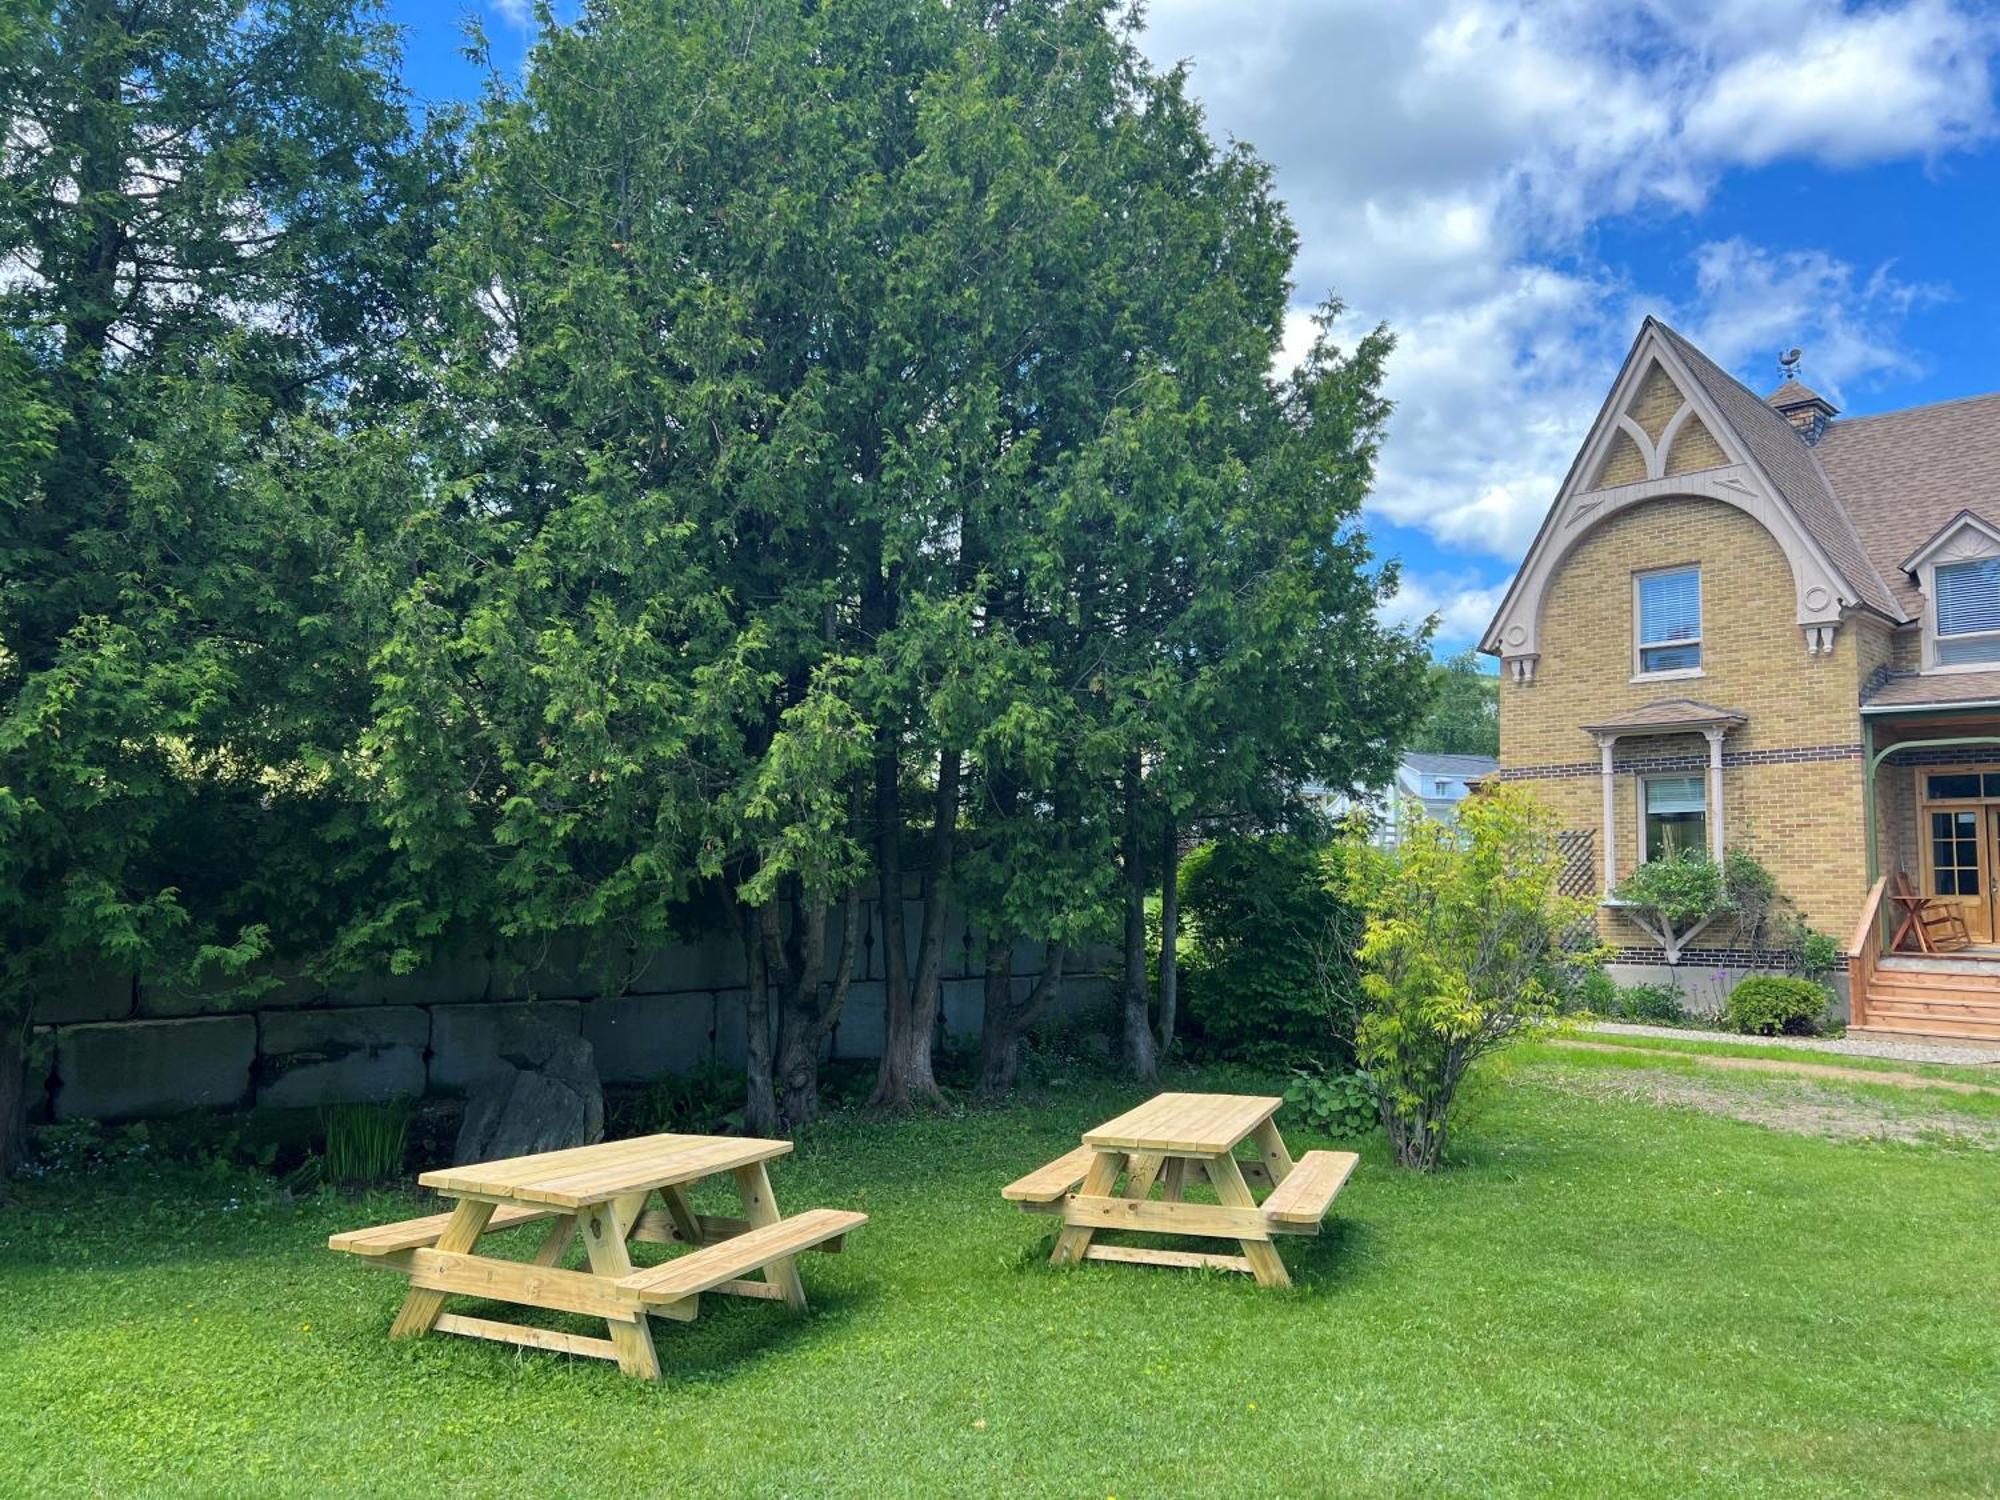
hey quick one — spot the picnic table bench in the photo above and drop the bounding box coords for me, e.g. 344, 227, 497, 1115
1003, 1091, 1355, 1288
330, 1132, 864, 1378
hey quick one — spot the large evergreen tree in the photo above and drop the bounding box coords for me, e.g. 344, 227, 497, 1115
0, 0, 448, 1173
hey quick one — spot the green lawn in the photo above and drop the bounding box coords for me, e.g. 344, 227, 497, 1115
2, 1054, 1996, 1499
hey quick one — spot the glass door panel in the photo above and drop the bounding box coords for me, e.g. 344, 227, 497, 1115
1927, 807, 1992, 941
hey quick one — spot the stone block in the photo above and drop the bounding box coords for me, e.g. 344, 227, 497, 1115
710, 987, 749, 1068
31, 961, 135, 1025
256, 1006, 430, 1109
941, 976, 984, 1038
580, 992, 718, 1084
429, 1002, 582, 1093
54, 1016, 256, 1121
333, 937, 492, 1008
827, 980, 887, 1060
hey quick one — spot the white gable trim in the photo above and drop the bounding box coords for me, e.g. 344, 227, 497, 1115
1482, 323, 1859, 681
1905, 513, 2000, 673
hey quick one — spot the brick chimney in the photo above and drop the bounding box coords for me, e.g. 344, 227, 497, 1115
1766, 377, 1837, 446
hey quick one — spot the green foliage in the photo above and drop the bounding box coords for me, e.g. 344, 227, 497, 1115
1178, 834, 1357, 1064
1409, 649, 1499, 757
1283, 1065, 1379, 1138
1613, 849, 1728, 927
1613, 983, 1688, 1024
319, 1102, 411, 1187
1723, 977, 1830, 1037
635, 1063, 748, 1137
1572, 966, 1619, 1015
1338, 789, 1600, 1169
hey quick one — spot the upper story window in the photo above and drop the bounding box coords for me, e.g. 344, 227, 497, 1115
1635, 565, 1702, 675
1933, 557, 2000, 666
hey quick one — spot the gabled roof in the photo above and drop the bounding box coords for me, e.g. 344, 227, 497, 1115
1897, 509, 2000, 574
1401, 751, 1499, 779
1652, 324, 1901, 620
1581, 698, 1747, 735
1815, 393, 2000, 619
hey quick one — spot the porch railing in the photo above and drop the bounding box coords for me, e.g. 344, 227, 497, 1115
1846, 875, 1888, 1031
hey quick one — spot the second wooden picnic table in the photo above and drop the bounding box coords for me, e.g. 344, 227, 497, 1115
1003, 1091, 1356, 1288
330, 1132, 864, 1378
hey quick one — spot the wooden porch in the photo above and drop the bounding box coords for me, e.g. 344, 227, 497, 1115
1848, 878, 2000, 1041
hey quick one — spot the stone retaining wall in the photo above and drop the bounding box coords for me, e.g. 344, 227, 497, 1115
26, 902, 1110, 1122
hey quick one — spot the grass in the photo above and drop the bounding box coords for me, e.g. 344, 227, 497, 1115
2, 1055, 1997, 1499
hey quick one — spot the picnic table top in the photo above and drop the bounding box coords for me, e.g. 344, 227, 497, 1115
1082, 1091, 1284, 1155
418, 1132, 793, 1210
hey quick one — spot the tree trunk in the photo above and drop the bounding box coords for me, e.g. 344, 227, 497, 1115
0, 1016, 30, 1183
873, 748, 958, 1109
742, 903, 779, 1138
978, 938, 1067, 1097
1155, 815, 1180, 1057
1120, 758, 1158, 1082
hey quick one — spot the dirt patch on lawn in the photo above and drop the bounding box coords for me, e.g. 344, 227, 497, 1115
1545, 1067, 2000, 1149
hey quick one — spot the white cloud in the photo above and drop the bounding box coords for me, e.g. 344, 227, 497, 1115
489, 0, 534, 31
1142, 0, 1998, 605
1380, 571, 1511, 644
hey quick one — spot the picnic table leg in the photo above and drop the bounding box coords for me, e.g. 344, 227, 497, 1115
389, 1198, 495, 1340
530, 1214, 578, 1268
1203, 1154, 1291, 1290
660, 1184, 704, 1245
580, 1201, 662, 1380
732, 1162, 807, 1310
1251, 1120, 1295, 1188
1160, 1157, 1188, 1203
1123, 1152, 1166, 1201
1050, 1149, 1126, 1267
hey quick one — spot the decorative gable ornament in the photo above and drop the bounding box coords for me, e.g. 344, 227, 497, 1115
1481, 319, 1877, 682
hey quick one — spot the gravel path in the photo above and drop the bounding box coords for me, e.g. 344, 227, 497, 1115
1587, 1020, 2000, 1067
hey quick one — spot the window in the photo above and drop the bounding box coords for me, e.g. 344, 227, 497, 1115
1636, 566, 1702, 674
1643, 774, 1707, 861
1934, 558, 2000, 666
1931, 809, 1981, 897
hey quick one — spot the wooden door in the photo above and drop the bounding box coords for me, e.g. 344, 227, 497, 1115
1924, 806, 1993, 942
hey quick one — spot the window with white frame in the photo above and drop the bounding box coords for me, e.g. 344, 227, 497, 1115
1933, 557, 2000, 666
1635, 566, 1702, 674
1643, 774, 1707, 862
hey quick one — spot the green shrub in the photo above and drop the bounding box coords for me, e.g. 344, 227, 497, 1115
1283, 1065, 1378, 1138
320, 1101, 411, 1186
1723, 976, 1829, 1036
1179, 833, 1358, 1065
1613, 982, 1686, 1023
1571, 966, 1618, 1015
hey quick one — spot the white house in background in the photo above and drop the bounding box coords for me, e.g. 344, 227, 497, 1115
1314, 750, 1499, 845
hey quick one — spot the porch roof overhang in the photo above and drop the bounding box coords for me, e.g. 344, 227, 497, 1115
1581, 697, 1748, 738
1861, 670, 2000, 715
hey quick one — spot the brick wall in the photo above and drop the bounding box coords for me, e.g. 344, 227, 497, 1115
1499, 495, 1875, 944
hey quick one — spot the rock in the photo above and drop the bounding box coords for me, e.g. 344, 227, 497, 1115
452, 1022, 604, 1165
53, 1015, 256, 1120
256, 1006, 429, 1109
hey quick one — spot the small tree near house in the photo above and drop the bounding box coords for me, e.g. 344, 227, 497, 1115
1335, 790, 1600, 1171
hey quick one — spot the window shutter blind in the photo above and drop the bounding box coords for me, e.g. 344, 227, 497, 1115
1638, 569, 1701, 643
1935, 558, 2000, 637
1644, 775, 1705, 815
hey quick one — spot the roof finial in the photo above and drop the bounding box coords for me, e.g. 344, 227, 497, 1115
1778, 346, 1803, 382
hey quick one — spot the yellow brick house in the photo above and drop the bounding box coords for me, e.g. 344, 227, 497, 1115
1481, 318, 2000, 1040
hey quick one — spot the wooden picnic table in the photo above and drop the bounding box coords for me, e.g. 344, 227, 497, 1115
1002, 1091, 1356, 1289
330, 1132, 864, 1378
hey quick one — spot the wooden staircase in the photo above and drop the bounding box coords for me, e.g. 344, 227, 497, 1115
1847, 877, 2000, 1041
1855, 956, 2000, 1041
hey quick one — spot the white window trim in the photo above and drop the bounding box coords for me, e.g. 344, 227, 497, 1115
1633, 563, 1704, 681
1916, 525, 2000, 673
1637, 770, 1709, 865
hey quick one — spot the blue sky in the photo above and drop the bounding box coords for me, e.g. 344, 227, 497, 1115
386, 1, 2000, 659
